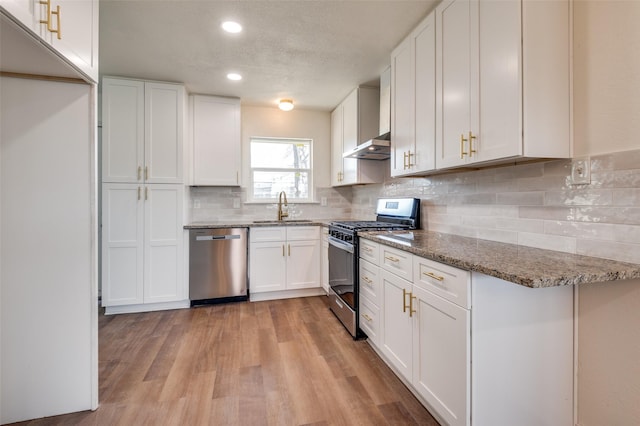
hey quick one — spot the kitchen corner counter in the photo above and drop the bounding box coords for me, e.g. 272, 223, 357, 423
184, 219, 334, 229
359, 230, 640, 288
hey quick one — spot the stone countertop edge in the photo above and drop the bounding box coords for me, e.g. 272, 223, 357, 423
184, 220, 333, 229
359, 230, 640, 289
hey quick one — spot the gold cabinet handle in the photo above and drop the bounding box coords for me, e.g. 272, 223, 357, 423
407, 151, 414, 169
288, 244, 291, 256
469, 131, 477, 157
144, 187, 148, 200
409, 293, 416, 317
384, 255, 399, 263
363, 246, 372, 253
137, 186, 141, 201
145, 166, 149, 180
282, 245, 285, 257
403, 151, 408, 169
137, 166, 142, 181
423, 271, 445, 281
39, 0, 51, 29
362, 313, 373, 322
460, 133, 469, 159
362, 276, 373, 285
50, 4, 61, 39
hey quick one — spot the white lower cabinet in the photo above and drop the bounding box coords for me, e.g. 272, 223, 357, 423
249, 226, 322, 300
368, 240, 573, 426
102, 183, 185, 311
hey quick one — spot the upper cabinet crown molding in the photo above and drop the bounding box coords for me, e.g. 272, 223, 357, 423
0, 0, 99, 82
102, 77, 186, 184
434, 0, 572, 170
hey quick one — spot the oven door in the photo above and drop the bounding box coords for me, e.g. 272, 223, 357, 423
328, 236, 357, 336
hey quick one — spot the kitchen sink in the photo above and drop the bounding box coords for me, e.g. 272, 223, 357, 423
252, 219, 314, 224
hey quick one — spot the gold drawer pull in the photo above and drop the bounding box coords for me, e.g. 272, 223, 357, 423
362, 276, 373, 285
409, 293, 416, 317
402, 288, 409, 313
385, 255, 399, 263
363, 246, 373, 253
460, 133, 468, 159
423, 271, 445, 281
362, 313, 373, 322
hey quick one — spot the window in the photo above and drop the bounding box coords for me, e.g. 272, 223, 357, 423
249, 137, 313, 202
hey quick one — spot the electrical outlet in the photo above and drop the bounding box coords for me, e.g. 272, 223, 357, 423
233, 198, 241, 209
320, 197, 327, 206
570, 157, 591, 185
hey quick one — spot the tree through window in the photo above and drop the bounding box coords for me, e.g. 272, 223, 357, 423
250, 137, 313, 201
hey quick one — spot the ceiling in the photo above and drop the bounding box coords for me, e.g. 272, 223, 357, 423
99, 0, 438, 111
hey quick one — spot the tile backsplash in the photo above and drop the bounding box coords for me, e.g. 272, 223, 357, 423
351, 149, 640, 264
189, 148, 640, 264
189, 186, 353, 223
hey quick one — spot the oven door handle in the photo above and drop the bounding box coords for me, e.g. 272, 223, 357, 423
328, 236, 354, 254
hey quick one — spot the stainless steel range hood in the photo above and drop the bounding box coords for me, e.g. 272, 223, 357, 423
343, 137, 391, 160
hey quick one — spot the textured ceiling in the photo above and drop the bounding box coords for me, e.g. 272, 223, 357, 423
99, 1, 438, 111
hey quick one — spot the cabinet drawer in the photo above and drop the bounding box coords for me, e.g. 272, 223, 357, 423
359, 259, 380, 306
359, 239, 379, 264
359, 296, 380, 346
381, 245, 413, 280
286, 226, 320, 241
250, 227, 286, 242
413, 256, 471, 309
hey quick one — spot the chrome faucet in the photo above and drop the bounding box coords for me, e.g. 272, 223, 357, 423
277, 191, 288, 221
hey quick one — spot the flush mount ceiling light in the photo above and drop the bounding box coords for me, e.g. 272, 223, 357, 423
227, 73, 242, 81
278, 99, 294, 111
221, 21, 242, 33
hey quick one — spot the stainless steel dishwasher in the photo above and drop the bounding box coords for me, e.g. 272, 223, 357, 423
189, 228, 248, 305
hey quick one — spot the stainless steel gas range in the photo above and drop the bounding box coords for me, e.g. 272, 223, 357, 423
327, 198, 420, 338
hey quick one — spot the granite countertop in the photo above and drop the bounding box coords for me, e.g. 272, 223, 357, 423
359, 230, 640, 288
184, 219, 335, 229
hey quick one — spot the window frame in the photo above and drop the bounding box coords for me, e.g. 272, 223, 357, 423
248, 136, 314, 203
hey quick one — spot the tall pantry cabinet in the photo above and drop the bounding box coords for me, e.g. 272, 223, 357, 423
101, 77, 188, 313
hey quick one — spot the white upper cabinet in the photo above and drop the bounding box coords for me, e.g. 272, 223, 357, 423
190, 95, 241, 186
47, 0, 99, 82
435, 0, 571, 170
1, 0, 99, 82
331, 87, 385, 187
102, 77, 185, 184
391, 11, 436, 177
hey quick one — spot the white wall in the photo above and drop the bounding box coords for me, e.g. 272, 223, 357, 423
0, 76, 97, 423
241, 105, 331, 189
573, 1, 640, 424
573, 0, 640, 157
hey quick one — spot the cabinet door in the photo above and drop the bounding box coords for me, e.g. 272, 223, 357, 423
250, 241, 287, 293
49, 0, 99, 82
145, 82, 184, 184
341, 89, 358, 184
435, 0, 477, 169
413, 285, 470, 426
144, 185, 184, 303
380, 270, 413, 381
102, 78, 145, 183
1, 0, 37, 34
286, 239, 321, 290
191, 95, 240, 186
390, 35, 415, 177
102, 183, 144, 306
474, 0, 521, 163
330, 104, 344, 186
413, 12, 436, 173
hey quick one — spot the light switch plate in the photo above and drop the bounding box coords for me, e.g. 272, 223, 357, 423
570, 157, 591, 185
233, 198, 241, 209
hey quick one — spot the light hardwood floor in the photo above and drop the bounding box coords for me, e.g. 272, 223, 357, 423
14, 296, 439, 425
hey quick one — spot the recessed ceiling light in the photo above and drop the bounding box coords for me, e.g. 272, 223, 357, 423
227, 73, 242, 81
222, 21, 242, 33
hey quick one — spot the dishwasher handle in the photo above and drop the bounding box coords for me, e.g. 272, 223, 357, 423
195, 234, 242, 241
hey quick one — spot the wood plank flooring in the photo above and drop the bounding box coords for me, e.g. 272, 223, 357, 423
13, 296, 439, 425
